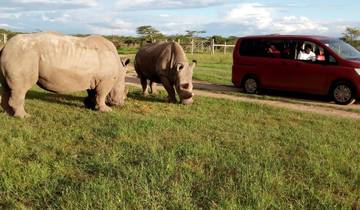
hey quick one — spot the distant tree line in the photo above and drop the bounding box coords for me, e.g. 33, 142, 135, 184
2, 26, 360, 50
341, 27, 360, 49
103, 25, 238, 49
0, 28, 21, 40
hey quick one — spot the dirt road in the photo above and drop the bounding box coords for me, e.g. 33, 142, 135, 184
126, 76, 360, 120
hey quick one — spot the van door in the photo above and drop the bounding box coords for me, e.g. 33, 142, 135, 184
290, 41, 336, 94
260, 39, 299, 90
264, 40, 298, 90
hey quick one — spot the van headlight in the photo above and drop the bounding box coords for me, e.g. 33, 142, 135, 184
355, 68, 360, 76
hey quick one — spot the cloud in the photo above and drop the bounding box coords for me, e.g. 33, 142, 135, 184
41, 13, 71, 23
88, 19, 135, 35
222, 3, 329, 35
1, 0, 98, 11
0, 0, 356, 37
274, 16, 328, 33
224, 3, 273, 29
116, 0, 227, 10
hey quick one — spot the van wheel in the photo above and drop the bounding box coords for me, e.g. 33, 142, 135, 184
331, 82, 356, 105
243, 76, 259, 94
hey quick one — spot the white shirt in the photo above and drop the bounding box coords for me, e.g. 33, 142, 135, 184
298, 51, 316, 61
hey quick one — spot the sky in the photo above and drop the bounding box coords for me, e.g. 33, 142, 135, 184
0, 0, 359, 37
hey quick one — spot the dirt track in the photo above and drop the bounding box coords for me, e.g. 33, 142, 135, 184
126, 76, 360, 120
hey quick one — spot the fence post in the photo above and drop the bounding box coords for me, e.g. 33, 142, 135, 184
2, 34, 7, 44
224, 42, 227, 54
211, 39, 215, 55
191, 39, 194, 55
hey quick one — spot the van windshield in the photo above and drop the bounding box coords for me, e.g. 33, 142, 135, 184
321, 39, 360, 60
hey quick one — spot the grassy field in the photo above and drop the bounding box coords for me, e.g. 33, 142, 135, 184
0, 86, 359, 209
118, 47, 138, 55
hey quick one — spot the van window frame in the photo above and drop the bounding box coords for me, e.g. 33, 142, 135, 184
295, 39, 338, 65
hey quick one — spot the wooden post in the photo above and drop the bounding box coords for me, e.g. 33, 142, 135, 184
211, 39, 215, 55
2, 34, 7, 44
224, 42, 227, 54
191, 39, 194, 55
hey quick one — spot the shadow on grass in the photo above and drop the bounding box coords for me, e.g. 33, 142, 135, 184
257, 89, 330, 102
26, 90, 85, 108
127, 90, 167, 104
257, 89, 358, 105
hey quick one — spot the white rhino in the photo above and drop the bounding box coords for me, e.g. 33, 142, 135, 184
135, 42, 196, 104
0, 32, 129, 118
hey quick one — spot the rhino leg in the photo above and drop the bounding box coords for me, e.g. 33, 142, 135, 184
84, 89, 96, 110
0, 86, 14, 116
150, 81, 158, 95
8, 88, 30, 118
95, 82, 113, 112
140, 77, 149, 96
160, 77, 177, 103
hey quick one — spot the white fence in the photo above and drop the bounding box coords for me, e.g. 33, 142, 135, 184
211, 39, 235, 55
177, 39, 235, 55
156, 38, 235, 55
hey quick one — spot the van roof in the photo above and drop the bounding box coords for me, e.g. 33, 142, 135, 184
239, 34, 336, 41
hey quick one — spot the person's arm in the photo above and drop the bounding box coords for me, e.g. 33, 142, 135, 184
310, 51, 316, 61
297, 51, 303, 60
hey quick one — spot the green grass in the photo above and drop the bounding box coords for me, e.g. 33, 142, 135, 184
188, 53, 233, 85
118, 47, 138, 55
0, 86, 359, 209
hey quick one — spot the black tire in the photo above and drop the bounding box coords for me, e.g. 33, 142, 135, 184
242, 76, 259, 94
331, 81, 356, 105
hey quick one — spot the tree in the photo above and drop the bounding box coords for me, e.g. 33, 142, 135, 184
136, 25, 163, 43
185, 30, 206, 38
342, 27, 360, 46
211, 35, 226, 44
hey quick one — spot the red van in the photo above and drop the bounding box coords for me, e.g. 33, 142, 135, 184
232, 35, 360, 105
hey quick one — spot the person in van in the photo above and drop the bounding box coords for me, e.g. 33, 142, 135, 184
316, 48, 326, 61
266, 44, 281, 58
297, 44, 316, 61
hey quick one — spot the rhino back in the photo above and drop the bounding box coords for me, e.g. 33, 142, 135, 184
135, 42, 187, 82
2, 32, 121, 93
36, 33, 119, 76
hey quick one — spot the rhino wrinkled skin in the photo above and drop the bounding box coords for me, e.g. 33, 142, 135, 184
0, 32, 129, 118
135, 42, 196, 104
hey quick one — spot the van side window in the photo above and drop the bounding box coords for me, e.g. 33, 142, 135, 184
239, 39, 266, 57
239, 39, 254, 56
329, 55, 337, 63
282, 40, 298, 59
296, 41, 317, 61
264, 40, 282, 58
240, 39, 299, 60
296, 41, 336, 64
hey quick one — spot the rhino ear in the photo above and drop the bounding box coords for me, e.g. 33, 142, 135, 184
192, 60, 197, 69
176, 63, 184, 72
121, 58, 130, 67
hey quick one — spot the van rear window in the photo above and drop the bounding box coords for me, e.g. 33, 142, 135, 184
239, 39, 265, 57
239, 39, 298, 59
